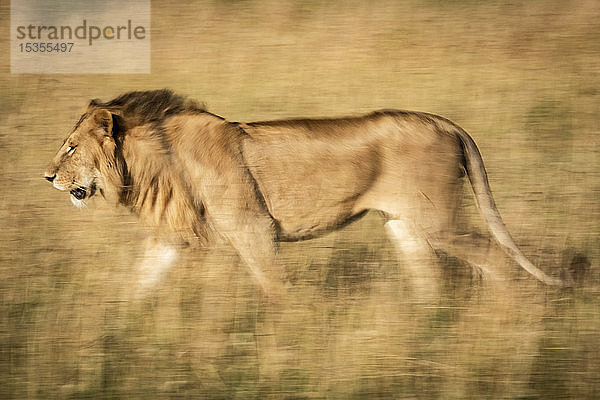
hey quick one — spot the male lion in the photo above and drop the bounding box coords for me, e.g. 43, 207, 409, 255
44, 89, 563, 298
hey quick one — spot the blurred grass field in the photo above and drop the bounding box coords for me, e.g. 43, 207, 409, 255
1, 0, 600, 398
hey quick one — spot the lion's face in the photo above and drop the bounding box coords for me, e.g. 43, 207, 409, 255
45, 108, 115, 208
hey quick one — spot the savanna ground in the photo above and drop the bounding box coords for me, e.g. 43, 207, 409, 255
1, 0, 600, 398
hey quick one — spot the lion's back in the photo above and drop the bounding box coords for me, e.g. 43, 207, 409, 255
239, 111, 460, 239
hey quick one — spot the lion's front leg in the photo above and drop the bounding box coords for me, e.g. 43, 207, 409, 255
211, 210, 287, 300
230, 224, 287, 299
133, 237, 179, 298
198, 160, 288, 300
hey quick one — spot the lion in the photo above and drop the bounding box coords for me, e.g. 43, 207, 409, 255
44, 89, 563, 299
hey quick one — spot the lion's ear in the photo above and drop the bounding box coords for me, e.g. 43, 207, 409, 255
87, 99, 101, 109
92, 109, 114, 136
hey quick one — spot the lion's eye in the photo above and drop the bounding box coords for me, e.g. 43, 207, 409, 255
66, 145, 77, 155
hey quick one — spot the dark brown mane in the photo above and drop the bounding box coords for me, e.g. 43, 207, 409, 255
89, 89, 207, 129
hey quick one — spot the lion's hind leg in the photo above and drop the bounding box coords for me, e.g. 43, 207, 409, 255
384, 219, 441, 303
433, 231, 511, 283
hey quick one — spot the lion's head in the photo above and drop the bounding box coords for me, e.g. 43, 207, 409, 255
44, 107, 120, 208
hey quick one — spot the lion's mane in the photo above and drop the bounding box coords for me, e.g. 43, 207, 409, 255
93, 90, 211, 244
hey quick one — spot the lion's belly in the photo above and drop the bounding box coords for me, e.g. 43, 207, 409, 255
243, 138, 379, 241
271, 206, 369, 242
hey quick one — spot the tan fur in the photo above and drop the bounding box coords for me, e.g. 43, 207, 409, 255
45, 90, 562, 296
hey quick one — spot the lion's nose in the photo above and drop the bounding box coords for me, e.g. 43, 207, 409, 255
45, 173, 56, 183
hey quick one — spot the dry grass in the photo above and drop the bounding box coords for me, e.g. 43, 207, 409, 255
1, 0, 600, 398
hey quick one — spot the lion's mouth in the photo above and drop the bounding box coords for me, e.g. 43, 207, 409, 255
70, 187, 87, 200
70, 183, 96, 201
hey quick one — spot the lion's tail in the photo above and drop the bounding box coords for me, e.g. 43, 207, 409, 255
456, 129, 564, 286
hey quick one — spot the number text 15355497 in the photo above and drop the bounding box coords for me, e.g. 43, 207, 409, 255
18, 42, 74, 53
